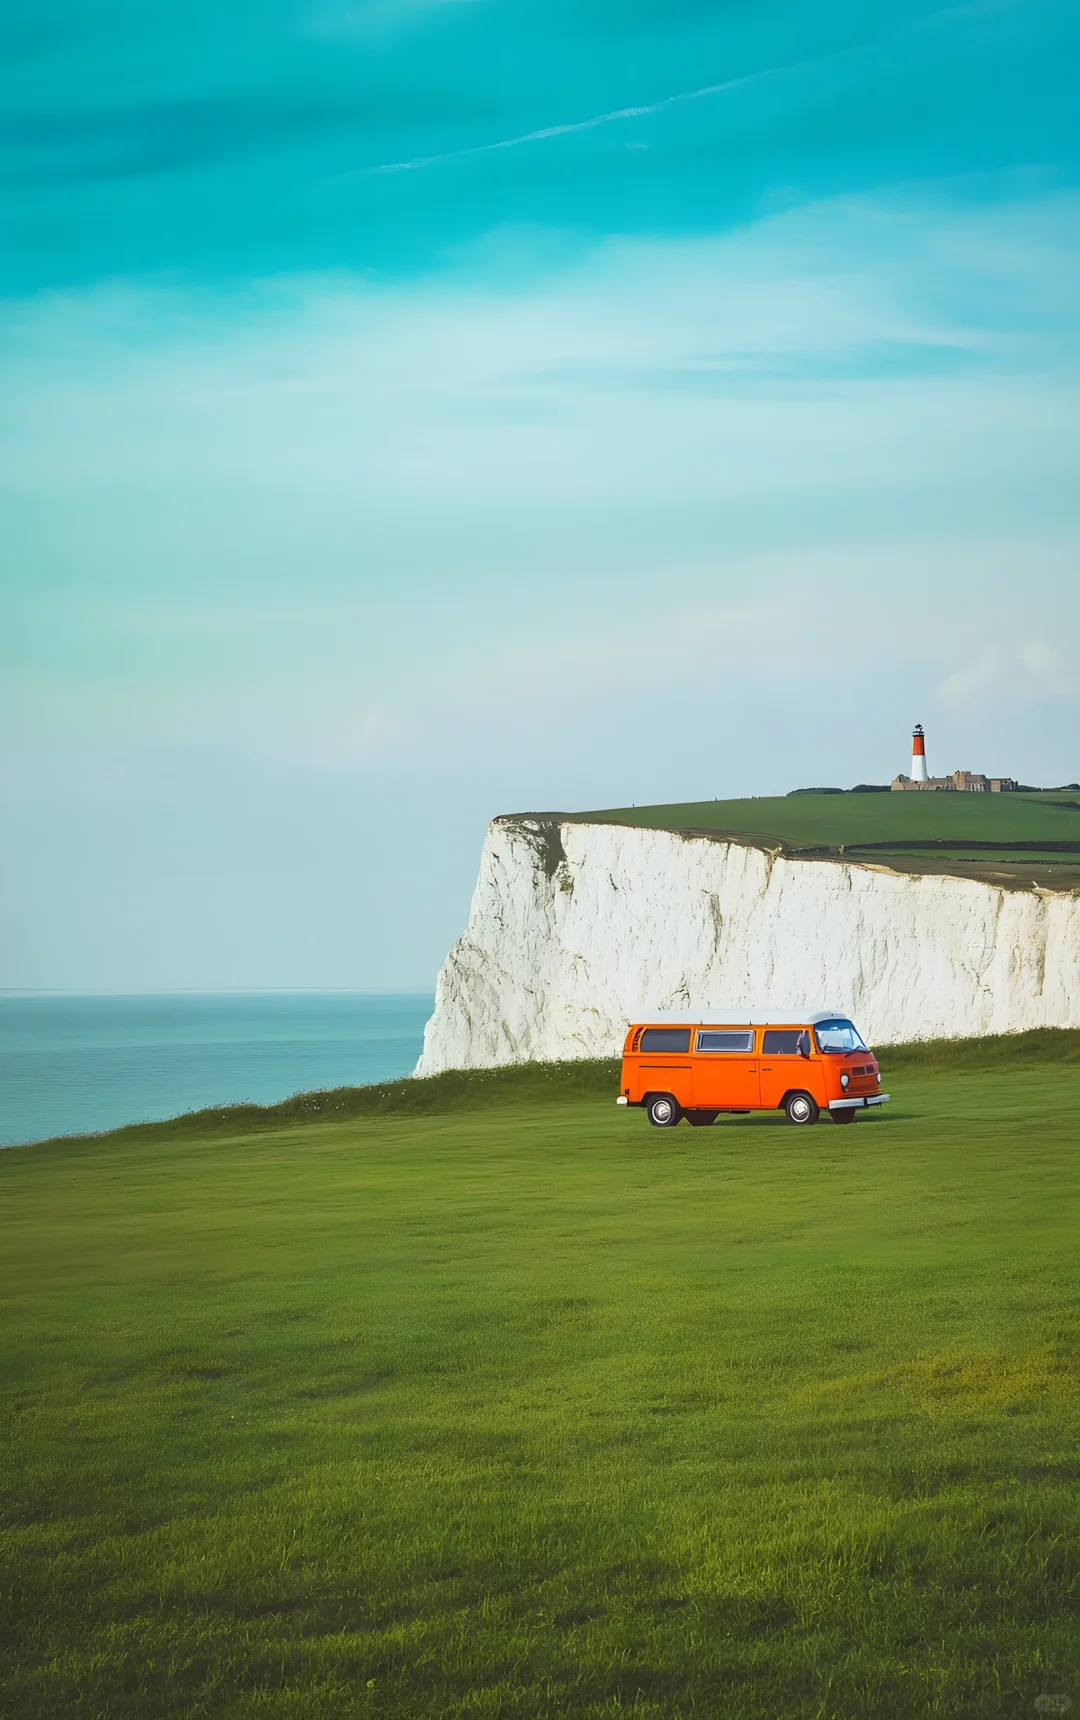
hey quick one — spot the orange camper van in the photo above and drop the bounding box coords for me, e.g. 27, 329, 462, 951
616, 1011, 888, 1128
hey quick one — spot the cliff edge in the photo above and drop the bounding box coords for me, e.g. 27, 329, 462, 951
416, 816, 1080, 1074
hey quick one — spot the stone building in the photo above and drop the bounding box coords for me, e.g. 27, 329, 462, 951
891, 769, 1019, 793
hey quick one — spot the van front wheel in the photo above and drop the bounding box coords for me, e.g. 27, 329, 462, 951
646, 1094, 682, 1128
685, 1110, 719, 1127
785, 1091, 819, 1126
831, 1108, 856, 1125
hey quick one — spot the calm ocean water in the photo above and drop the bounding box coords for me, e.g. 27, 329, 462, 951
0, 992, 434, 1148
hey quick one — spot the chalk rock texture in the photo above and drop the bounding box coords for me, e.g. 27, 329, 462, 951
416, 817, 1080, 1073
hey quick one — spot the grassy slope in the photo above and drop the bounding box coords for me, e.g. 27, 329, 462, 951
3, 1039, 1080, 1719
560, 791, 1080, 850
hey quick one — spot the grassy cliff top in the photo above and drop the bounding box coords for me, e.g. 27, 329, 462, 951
544, 790, 1080, 890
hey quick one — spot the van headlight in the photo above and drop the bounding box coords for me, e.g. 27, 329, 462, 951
840, 1073, 850, 1089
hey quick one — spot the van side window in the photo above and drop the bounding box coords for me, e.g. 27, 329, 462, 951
696, 1030, 755, 1053
762, 1030, 811, 1056
639, 1028, 691, 1053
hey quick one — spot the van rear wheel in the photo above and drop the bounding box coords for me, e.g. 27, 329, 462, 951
646, 1094, 682, 1128
785, 1091, 819, 1126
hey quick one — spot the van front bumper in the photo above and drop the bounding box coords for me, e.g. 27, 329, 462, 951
829, 1093, 889, 1110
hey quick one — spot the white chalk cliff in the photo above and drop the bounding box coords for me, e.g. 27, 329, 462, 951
416, 817, 1080, 1073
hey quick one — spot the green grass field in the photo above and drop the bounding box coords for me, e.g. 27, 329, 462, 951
565, 791, 1080, 848
3, 1037, 1079, 1718
546, 791, 1080, 890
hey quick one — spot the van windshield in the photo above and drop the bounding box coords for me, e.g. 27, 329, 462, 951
814, 1019, 868, 1054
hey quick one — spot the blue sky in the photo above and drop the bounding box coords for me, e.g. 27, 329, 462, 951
2, 0, 1079, 989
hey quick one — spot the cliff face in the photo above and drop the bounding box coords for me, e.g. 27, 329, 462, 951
416, 817, 1080, 1074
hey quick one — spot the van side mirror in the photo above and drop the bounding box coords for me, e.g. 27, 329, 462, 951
799, 1034, 810, 1057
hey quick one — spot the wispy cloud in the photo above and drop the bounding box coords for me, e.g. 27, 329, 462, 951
4, 190, 1078, 748
4, 191, 1075, 510
939, 640, 1080, 712
343, 5, 985, 182
350, 64, 794, 177
3, 0, 1071, 288
1019, 642, 1080, 701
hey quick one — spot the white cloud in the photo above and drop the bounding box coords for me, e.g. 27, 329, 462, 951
940, 637, 1080, 714
1018, 641, 1080, 701
2, 187, 1078, 506
2, 183, 1079, 792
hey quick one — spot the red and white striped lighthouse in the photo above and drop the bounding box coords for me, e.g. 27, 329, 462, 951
911, 723, 928, 783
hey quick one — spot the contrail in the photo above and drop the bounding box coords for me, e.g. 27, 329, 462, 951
343, 4, 966, 181
347, 65, 785, 179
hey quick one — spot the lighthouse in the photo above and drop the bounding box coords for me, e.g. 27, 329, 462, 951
892, 726, 1019, 792
911, 723, 928, 783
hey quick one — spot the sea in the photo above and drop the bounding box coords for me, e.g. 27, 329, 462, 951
0, 992, 434, 1149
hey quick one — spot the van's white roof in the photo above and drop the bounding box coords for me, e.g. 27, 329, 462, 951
632, 1010, 849, 1026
